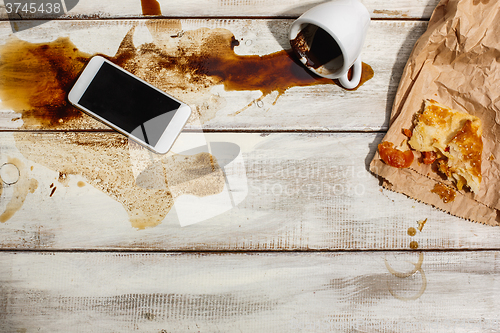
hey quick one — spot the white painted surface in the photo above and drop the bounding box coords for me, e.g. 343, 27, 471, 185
1, 0, 499, 331
1, 251, 499, 332
0, 132, 498, 250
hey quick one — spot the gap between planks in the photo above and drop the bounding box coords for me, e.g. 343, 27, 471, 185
1, 248, 500, 254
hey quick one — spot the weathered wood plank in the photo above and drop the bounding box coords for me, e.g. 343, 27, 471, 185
0, 0, 439, 19
1, 251, 499, 332
0, 19, 427, 131
1, 131, 498, 251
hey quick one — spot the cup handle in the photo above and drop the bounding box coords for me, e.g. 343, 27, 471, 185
338, 57, 362, 90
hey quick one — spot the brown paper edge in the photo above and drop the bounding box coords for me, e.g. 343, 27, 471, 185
369, 0, 500, 226
371, 159, 499, 226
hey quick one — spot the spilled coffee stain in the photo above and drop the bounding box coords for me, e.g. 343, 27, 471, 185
58, 171, 70, 187
373, 9, 407, 17
385, 253, 426, 301
0, 157, 38, 223
0, 21, 373, 127
163, 153, 224, 198
77, 181, 85, 187
109, 24, 373, 116
141, 0, 162, 16
13, 133, 224, 229
0, 21, 373, 227
0, 37, 90, 129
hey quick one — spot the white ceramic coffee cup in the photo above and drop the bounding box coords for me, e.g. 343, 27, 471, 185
289, 0, 370, 89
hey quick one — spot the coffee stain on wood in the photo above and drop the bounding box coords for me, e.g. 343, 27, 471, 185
141, 0, 162, 16
13, 133, 225, 229
385, 253, 426, 301
0, 37, 90, 129
373, 9, 408, 17
110, 23, 373, 117
0, 21, 373, 227
0, 20, 374, 127
0, 157, 38, 223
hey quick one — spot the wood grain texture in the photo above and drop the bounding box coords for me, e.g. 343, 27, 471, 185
0, 0, 498, 330
1, 132, 499, 251
0, 0, 439, 19
1, 251, 499, 332
0, 19, 427, 131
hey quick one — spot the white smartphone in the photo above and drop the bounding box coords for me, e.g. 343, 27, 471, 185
68, 56, 191, 154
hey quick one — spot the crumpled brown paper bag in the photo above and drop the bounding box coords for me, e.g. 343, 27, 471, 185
370, 0, 500, 225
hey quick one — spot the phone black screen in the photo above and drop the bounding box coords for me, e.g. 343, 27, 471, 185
78, 62, 181, 147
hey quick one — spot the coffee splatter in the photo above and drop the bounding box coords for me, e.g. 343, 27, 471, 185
0, 22, 373, 128
141, 0, 162, 16
0, 157, 38, 223
109, 24, 373, 116
77, 181, 85, 187
0, 37, 90, 129
13, 133, 225, 229
0, 22, 373, 227
407, 227, 416, 236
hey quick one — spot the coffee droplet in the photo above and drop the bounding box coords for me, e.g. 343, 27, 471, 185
407, 227, 417, 236
409, 241, 419, 249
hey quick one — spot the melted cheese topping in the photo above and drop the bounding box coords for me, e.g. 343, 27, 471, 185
408, 99, 483, 192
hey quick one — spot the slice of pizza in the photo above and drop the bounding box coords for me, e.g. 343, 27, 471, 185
408, 99, 483, 192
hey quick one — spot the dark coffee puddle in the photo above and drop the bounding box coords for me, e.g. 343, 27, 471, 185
141, 0, 162, 16
0, 38, 90, 128
0, 24, 374, 128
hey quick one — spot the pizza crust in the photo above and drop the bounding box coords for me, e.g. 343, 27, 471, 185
408, 99, 483, 193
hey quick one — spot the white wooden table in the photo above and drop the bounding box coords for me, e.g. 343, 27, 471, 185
1, 0, 500, 331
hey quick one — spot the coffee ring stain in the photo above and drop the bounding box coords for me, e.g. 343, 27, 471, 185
0, 163, 20, 185
0, 157, 38, 223
385, 253, 426, 301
